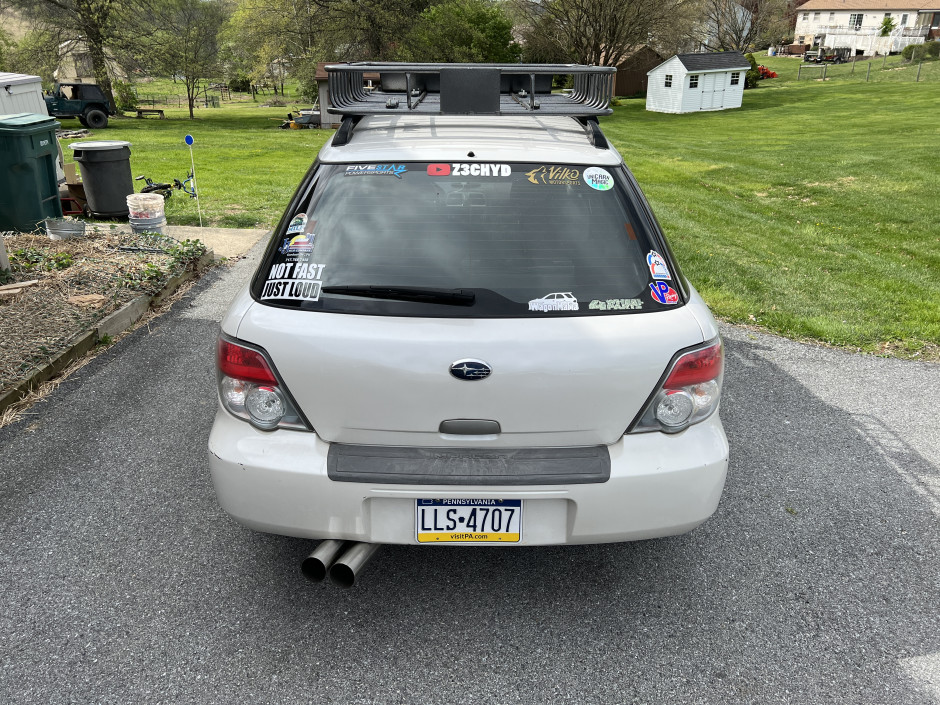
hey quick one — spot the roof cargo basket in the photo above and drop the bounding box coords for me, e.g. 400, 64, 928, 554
326, 63, 616, 118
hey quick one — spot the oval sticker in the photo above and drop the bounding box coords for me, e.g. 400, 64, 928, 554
584, 167, 614, 191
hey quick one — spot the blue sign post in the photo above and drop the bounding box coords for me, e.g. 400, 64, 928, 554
184, 134, 203, 227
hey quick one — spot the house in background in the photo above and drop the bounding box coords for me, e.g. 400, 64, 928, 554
793, 0, 938, 55
645, 52, 750, 114
614, 46, 664, 96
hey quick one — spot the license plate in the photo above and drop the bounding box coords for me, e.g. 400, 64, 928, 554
416, 499, 522, 543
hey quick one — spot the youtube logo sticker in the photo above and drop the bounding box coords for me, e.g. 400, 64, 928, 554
427, 164, 451, 176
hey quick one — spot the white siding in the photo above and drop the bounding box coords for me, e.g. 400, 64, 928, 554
645, 57, 687, 114
0, 73, 48, 116
647, 61, 746, 114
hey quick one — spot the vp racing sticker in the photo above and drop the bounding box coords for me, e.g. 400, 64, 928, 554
583, 167, 614, 191
649, 281, 679, 305
528, 292, 579, 312
525, 166, 581, 186
647, 251, 671, 280
345, 164, 407, 178
589, 299, 642, 311
261, 262, 325, 302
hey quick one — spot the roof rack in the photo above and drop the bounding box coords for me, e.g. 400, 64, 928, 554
326, 63, 616, 118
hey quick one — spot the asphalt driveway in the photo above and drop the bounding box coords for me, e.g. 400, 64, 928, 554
1, 251, 938, 704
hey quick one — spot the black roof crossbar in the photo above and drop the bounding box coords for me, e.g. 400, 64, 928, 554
326, 63, 616, 118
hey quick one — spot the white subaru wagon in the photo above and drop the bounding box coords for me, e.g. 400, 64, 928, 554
208, 63, 728, 587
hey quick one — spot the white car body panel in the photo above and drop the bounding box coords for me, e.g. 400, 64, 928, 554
315, 115, 625, 167
208, 409, 727, 544
234, 302, 706, 447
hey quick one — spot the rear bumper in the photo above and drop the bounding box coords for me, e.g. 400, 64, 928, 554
207, 409, 729, 545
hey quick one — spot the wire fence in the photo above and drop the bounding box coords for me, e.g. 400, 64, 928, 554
796, 56, 939, 83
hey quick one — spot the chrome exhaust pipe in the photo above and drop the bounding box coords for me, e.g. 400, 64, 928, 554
329, 542, 381, 589
301, 539, 346, 582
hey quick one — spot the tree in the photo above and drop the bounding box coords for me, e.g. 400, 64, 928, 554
403, 0, 522, 63
700, 0, 790, 51
133, 0, 225, 118
517, 0, 693, 68
11, 0, 121, 109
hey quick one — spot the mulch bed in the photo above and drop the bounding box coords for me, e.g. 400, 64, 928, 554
0, 227, 194, 396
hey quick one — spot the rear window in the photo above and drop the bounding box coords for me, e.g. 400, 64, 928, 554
253, 162, 682, 317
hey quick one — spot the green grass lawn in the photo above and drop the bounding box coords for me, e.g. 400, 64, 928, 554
62, 101, 329, 229
58, 73, 939, 356
604, 76, 939, 356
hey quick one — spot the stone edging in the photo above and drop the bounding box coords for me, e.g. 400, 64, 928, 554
0, 250, 215, 416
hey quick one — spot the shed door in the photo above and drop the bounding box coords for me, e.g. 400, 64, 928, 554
700, 74, 725, 110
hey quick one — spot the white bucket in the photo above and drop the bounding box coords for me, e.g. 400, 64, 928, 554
129, 215, 167, 235
126, 193, 165, 220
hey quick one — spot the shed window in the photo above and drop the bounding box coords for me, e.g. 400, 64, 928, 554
900, 13, 908, 26
813, 12, 820, 20
689, 74, 699, 88
829, 12, 834, 23
849, 13, 863, 28
802, 12, 808, 21
664, 74, 673, 88
730, 72, 740, 85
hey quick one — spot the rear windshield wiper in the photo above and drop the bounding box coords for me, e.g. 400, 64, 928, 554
320, 285, 476, 306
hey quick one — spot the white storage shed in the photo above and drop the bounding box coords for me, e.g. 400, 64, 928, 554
646, 52, 751, 114
0, 72, 48, 116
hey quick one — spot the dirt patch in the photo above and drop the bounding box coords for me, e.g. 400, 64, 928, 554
0, 227, 204, 396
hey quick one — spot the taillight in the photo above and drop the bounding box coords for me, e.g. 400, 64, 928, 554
630, 339, 723, 434
216, 337, 308, 431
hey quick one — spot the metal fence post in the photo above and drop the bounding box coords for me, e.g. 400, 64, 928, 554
798, 64, 802, 80
917, 61, 923, 82
882, 54, 887, 69
866, 63, 871, 81
851, 57, 856, 74
823, 64, 828, 80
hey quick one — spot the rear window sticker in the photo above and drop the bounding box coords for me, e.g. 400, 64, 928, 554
261, 262, 325, 302
528, 292, 579, 312
647, 251, 671, 280
583, 167, 614, 191
344, 164, 407, 178
649, 281, 679, 305
427, 164, 451, 176
449, 163, 511, 177
589, 298, 642, 311
286, 213, 307, 235
524, 166, 581, 186
261, 279, 322, 302
279, 233, 315, 255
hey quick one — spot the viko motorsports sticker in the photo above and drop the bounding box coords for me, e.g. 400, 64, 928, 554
344, 164, 407, 178
261, 262, 325, 302
525, 166, 581, 186
589, 298, 642, 311
583, 167, 614, 191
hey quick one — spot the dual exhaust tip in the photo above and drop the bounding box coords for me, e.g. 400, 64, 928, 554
302, 540, 380, 589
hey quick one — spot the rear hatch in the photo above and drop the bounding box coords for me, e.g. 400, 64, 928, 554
242, 161, 701, 447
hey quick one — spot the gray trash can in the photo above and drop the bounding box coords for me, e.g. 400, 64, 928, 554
68, 140, 134, 218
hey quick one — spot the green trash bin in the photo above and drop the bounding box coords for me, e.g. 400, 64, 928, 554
68, 140, 134, 218
0, 113, 63, 232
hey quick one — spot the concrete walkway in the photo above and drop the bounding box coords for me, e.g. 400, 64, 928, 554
107, 224, 270, 260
